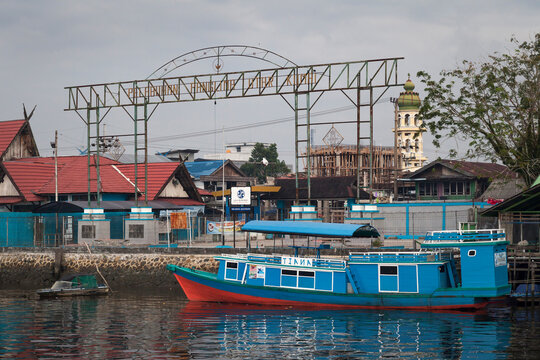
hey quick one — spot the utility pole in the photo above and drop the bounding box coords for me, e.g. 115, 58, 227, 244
221, 126, 225, 246
51, 130, 59, 246
54, 130, 58, 201
390, 98, 399, 200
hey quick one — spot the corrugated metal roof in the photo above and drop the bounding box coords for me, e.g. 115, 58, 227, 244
3, 160, 55, 201
184, 160, 224, 179
481, 182, 540, 216
407, 160, 511, 179
114, 163, 179, 200
2, 156, 202, 204
242, 220, 380, 238
265, 176, 369, 200
440, 160, 509, 178
197, 188, 213, 196
37, 156, 130, 195
0, 120, 26, 158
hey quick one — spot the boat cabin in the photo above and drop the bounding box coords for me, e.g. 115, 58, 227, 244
216, 222, 509, 298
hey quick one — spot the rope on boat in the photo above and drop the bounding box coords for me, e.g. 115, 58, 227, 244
84, 242, 113, 293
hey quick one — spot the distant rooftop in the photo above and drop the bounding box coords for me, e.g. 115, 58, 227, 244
184, 160, 224, 179
103, 153, 172, 163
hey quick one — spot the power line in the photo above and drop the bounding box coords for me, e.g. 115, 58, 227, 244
121, 104, 358, 145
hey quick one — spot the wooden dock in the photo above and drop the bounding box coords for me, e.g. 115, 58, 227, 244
508, 246, 540, 306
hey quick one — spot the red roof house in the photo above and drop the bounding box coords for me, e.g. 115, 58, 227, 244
0, 120, 39, 161
0, 155, 203, 210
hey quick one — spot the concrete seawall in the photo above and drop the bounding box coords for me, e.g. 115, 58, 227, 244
0, 246, 348, 294
0, 248, 225, 295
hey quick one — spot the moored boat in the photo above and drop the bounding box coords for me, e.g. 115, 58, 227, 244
37, 274, 109, 298
167, 220, 510, 310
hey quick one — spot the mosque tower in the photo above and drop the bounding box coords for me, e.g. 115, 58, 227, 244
393, 75, 427, 172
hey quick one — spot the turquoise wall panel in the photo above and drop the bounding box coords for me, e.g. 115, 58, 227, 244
282, 275, 296, 287
460, 245, 496, 288
350, 264, 379, 293
417, 264, 441, 293
0, 213, 34, 247
237, 263, 246, 281
225, 268, 238, 280
333, 272, 347, 293
315, 271, 332, 291
380, 275, 398, 292
298, 277, 315, 289
265, 267, 281, 286
398, 265, 418, 293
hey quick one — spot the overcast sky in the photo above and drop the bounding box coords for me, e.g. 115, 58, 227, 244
1, 0, 539, 166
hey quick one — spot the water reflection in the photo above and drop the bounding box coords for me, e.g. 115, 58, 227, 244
174, 302, 509, 359
0, 292, 539, 359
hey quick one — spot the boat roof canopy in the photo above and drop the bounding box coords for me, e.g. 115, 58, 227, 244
241, 220, 379, 238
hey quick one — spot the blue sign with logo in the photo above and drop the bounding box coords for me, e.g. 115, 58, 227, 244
231, 206, 251, 212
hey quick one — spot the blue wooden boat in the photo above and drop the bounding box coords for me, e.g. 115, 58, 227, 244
167, 220, 510, 310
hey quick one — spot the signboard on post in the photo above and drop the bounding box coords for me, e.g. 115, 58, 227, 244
231, 186, 251, 206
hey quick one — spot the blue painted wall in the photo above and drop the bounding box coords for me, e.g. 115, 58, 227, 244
350, 264, 379, 293
460, 244, 508, 289
315, 271, 333, 291
418, 264, 445, 293
265, 267, 280, 286
0, 213, 34, 247
399, 265, 418, 292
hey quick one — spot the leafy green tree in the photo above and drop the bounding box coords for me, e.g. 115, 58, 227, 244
417, 34, 540, 186
240, 143, 289, 183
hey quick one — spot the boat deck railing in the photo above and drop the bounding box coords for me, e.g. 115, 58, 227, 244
423, 229, 506, 243
221, 254, 347, 269
349, 251, 450, 263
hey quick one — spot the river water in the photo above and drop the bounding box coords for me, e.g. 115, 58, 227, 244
0, 291, 539, 359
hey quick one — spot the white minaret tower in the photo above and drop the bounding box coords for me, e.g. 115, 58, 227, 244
393, 75, 427, 172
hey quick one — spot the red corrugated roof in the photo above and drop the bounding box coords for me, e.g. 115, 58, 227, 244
197, 188, 213, 196
2, 156, 200, 203
37, 156, 130, 195
0, 120, 26, 158
114, 163, 180, 200
3, 160, 55, 201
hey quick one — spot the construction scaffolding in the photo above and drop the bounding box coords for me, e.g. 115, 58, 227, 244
306, 145, 398, 188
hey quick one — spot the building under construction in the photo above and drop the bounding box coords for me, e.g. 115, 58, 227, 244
305, 144, 398, 189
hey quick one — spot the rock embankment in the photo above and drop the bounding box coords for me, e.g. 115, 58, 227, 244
0, 249, 219, 294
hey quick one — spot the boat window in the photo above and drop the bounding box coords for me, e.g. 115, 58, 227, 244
226, 262, 238, 269
468, 250, 476, 257
380, 266, 398, 275
299, 271, 315, 277
282, 269, 297, 276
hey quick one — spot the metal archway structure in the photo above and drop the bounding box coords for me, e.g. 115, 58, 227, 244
66, 45, 404, 208
147, 45, 298, 79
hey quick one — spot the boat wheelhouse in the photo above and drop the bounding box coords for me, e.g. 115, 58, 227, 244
167, 221, 510, 310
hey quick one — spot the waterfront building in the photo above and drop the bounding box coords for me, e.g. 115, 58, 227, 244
403, 159, 518, 202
